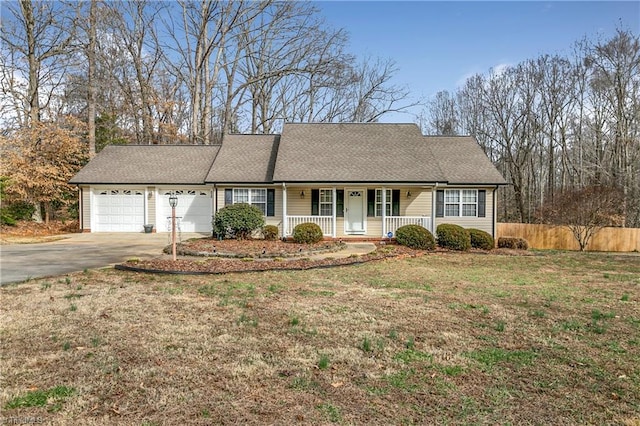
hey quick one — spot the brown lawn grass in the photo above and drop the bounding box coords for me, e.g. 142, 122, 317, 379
1, 251, 639, 425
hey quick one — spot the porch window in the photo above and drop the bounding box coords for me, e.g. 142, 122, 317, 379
367, 189, 400, 217
319, 189, 333, 216
225, 188, 275, 216
375, 189, 392, 216
310, 189, 334, 216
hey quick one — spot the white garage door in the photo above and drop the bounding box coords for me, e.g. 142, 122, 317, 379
94, 189, 145, 232
158, 189, 212, 233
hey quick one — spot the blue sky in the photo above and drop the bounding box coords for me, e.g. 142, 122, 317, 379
317, 1, 640, 121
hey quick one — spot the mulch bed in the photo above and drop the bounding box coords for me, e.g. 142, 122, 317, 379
168, 238, 346, 258
118, 238, 533, 275
119, 243, 419, 275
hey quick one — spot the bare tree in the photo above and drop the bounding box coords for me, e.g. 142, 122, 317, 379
585, 29, 640, 227
1, 0, 75, 127
165, 0, 253, 144
347, 57, 419, 123
432, 28, 639, 227
536, 186, 624, 251
426, 90, 458, 135
102, 0, 165, 144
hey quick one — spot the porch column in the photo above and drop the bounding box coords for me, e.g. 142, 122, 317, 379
332, 187, 337, 238
381, 186, 386, 237
282, 183, 287, 237
431, 186, 437, 234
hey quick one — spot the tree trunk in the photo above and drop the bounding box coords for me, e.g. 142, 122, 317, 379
87, 0, 97, 157
21, 0, 40, 126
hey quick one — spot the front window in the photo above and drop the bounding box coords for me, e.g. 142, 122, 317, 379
320, 189, 333, 216
445, 189, 477, 217
233, 188, 266, 215
375, 189, 392, 217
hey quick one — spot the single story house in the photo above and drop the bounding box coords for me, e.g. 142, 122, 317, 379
69, 123, 507, 238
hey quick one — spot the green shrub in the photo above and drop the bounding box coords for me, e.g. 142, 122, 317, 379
395, 224, 436, 250
262, 224, 279, 241
212, 203, 265, 240
292, 222, 323, 244
468, 228, 495, 250
436, 224, 471, 251
5, 201, 35, 221
497, 236, 529, 250
1, 209, 17, 226
0, 201, 35, 226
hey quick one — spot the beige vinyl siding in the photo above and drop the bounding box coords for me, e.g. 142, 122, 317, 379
82, 186, 91, 231
336, 217, 345, 237
147, 187, 155, 226
402, 188, 432, 216
434, 187, 495, 235
364, 218, 382, 237
287, 187, 313, 215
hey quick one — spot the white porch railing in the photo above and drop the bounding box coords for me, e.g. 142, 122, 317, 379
385, 216, 432, 237
287, 215, 333, 236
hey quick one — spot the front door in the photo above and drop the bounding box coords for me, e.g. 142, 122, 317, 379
345, 189, 365, 234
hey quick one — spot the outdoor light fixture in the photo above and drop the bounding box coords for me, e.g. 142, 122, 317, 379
406, 191, 412, 198
169, 192, 178, 208
300, 190, 305, 198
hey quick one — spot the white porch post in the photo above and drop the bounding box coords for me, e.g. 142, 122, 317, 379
282, 183, 287, 237
431, 185, 437, 234
332, 187, 337, 238
381, 186, 386, 237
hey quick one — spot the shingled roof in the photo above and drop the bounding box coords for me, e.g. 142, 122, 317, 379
428, 137, 507, 185
272, 123, 448, 183
205, 134, 279, 183
69, 124, 506, 186
69, 145, 219, 185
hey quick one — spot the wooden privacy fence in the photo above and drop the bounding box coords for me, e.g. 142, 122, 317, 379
497, 223, 640, 252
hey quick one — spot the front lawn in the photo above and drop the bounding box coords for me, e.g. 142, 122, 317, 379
1, 251, 638, 424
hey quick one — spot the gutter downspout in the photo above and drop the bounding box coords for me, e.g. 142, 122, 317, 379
492, 186, 498, 239
78, 185, 83, 232
213, 184, 218, 237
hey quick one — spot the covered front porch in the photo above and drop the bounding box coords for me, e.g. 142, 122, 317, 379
281, 185, 434, 239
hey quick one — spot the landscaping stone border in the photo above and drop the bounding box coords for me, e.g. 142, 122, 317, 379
164, 242, 346, 259
116, 246, 419, 276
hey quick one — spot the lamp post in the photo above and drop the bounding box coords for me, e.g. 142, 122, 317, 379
169, 191, 178, 261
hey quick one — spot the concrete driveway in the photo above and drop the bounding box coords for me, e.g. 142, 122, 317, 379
0, 232, 208, 285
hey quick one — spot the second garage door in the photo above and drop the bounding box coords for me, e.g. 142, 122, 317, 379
157, 189, 213, 233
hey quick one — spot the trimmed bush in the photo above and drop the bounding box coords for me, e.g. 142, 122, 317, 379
262, 224, 279, 241
497, 236, 529, 250
292, 222, 323, 244
212, 203, 265, 240
436, 224, 471, 251
395, 224, 436, 250
468, 228, 495, 250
